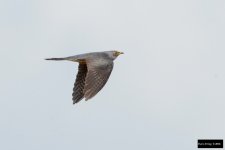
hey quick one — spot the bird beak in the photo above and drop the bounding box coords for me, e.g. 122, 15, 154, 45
114, 51, 124, 56
118, 51, 124, 55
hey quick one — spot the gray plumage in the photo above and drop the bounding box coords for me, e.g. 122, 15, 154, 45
46, 50, 123, 104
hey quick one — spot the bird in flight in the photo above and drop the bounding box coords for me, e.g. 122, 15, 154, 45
46, 50, 124, 104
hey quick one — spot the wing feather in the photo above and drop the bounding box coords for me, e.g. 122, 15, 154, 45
72, 63, 87, 104
84, 62, 113, 100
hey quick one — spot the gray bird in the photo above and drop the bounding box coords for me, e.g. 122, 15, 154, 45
46, 50, 124, 104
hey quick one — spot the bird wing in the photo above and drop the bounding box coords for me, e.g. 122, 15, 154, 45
84, 61, 114, 100
72, 63, 87, 104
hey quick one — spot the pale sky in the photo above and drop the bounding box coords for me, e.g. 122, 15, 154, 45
0, 0, 225, 150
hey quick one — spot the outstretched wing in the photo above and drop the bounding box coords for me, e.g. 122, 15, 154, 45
72, 63, 87, 104
84, 61, 114, 100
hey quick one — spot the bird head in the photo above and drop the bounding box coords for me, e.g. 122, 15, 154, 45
113, 51, 124, 57
104, 50, 124, 60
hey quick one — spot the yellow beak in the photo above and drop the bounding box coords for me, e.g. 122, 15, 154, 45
114, 51, 124, 56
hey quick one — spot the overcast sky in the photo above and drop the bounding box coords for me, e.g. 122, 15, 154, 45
0, 0, 225, 150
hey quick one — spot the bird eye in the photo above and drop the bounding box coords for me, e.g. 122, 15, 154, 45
113, 51, 120, 56
113, 51, 118, 56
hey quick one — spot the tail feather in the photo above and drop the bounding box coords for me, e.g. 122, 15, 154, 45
45, 57, 65, 61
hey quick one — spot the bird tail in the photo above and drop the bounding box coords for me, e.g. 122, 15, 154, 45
45, 57, 66, 61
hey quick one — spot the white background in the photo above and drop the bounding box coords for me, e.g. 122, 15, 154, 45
0, 0, 224, 149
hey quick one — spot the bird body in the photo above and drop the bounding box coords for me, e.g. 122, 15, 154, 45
46, 50, 123, 104
46, 51, 116, 61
